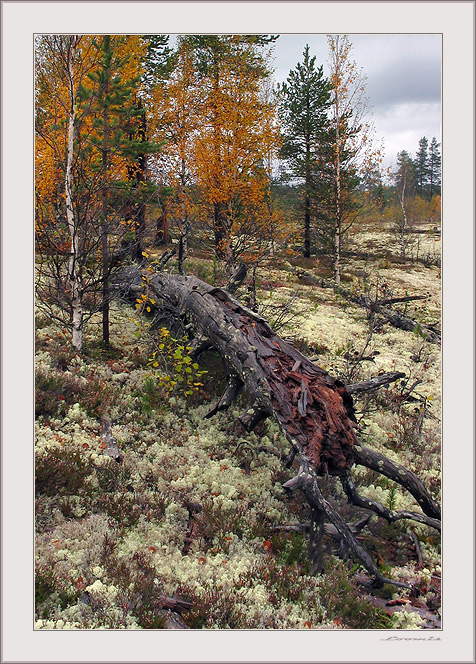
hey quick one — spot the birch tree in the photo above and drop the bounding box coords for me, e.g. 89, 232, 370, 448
393, 150, 416, 262
183, 35, 279, 270
327, 35, 382, 284
35, 35, 100, 352
35, 35, 159, 350
149, 37, 200, 272
63, 37, 83, 351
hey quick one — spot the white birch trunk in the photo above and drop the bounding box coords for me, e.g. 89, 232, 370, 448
334, 76, 342, 285
65, 37, 83, 352
397, 176, 408, 263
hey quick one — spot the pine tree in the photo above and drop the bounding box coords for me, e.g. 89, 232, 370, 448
277, 45, 332, 258
78, 35, 160, 345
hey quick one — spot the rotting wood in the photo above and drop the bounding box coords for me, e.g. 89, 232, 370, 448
116, 265, 357, 477
114, 265, 440, 588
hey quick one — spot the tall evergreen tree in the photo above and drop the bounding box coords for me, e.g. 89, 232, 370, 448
414, 136, 430, 199
277, 45, 332, 258
79, 36, 160, 345
428, 137, 441, 199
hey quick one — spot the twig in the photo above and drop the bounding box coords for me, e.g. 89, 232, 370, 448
157, 247, 177, 270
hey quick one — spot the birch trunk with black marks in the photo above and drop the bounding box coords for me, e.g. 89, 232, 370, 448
65, 36, 83, 353
114, 266, 440, 587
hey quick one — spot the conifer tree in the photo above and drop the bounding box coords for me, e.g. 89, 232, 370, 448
428, 137, 441, 199
80, 35, 160, 345
277, 45, 332, 258
414, 136, 430, 199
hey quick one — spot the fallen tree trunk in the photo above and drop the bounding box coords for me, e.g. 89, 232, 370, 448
114, 265, 440, 588
117, 266, 357, 476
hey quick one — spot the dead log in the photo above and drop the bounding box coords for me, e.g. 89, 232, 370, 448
345, 371, 405, 395
114, 265, 440, 588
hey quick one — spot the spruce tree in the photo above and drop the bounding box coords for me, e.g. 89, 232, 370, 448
414, 136, 430, 199
428, 137, 441, 199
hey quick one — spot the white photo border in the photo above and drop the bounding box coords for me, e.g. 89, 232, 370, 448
1, 1, 474, 662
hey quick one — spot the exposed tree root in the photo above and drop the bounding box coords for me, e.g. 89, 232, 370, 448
352, 446, 440, 520
340, 474, 441, 531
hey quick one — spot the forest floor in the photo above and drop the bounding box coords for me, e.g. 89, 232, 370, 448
35, 221, 441, 630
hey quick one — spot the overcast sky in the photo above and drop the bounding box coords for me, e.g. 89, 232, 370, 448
270, 34, 442, 171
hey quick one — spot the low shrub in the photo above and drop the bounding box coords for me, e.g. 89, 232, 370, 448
35, 448, 93, 498
35, 368, 83, 419
320, 560, 392, 629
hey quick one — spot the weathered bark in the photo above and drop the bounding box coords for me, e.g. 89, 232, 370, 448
116, 266, 357, 477
274, 515, 371, 538
114, 266, 440, 587
352, 445, 440, 520
340, 474, 440, 531
284, 463, 414, 590
345, 371, 405, 395
100, 416, 122, 462
308, 506, 325, 574
226, 263, 247, 294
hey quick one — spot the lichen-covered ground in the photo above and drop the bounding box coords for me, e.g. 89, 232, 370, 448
35, 228, 441, 630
